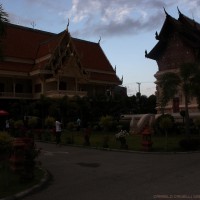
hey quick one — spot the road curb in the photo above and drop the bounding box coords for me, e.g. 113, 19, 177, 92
62, 143, 200, 155
0, 166, 50, 200
36, 140, 200, 154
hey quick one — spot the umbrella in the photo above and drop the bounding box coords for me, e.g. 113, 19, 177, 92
0, 110, 9, 116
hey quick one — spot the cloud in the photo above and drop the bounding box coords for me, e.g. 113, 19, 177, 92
181, 0, 200, 18
68, 0, 169, 38
66, 0, 170, 37
66, 0, 200, 38
5, 0, 70, 30
5, 0, 200, 37
8, 12, 39, 27
23, 0, 67, 12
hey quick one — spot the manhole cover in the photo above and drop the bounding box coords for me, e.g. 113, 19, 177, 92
77, 162, 100, 168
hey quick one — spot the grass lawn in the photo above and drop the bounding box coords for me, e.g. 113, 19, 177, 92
57, 130, 200, 152
0, 162, 45, 199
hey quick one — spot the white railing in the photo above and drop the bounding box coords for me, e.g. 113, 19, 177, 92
45, 90, 87, 98
0, 90, 87, 99
0, 92, 33, 99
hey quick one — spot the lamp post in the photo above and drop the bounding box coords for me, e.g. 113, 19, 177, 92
136, 82, 141, 94
136, 82, 141, 113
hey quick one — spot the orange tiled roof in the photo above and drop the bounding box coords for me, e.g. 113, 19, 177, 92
36, 35, 59, 59
2, 23, 55, 60
0, 61, 32, 73
90, 72, 121, 83
1, 23, 121, 84
72, 38, 115, 72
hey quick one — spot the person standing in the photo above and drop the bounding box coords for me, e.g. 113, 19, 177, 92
77, 118, 81, 131
5, 119, 9, 132
55, 120, 62, 145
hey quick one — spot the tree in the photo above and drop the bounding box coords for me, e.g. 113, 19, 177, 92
158, 72, 180, 114
158, 62, 200, 135
0, 4, 9, 34
0, 4, 9, 58
190, 69, 200, 110
159, 116, 174, 151
147, 95, 157, 114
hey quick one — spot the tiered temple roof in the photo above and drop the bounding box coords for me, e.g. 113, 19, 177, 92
145, 8, 200, 60
0, 23, 122, 85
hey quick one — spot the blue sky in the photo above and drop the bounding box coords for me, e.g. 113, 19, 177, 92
1, 0, 200, 96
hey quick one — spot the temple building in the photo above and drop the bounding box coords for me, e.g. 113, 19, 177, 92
145, 9, 200, 114
0, 23, 123, 100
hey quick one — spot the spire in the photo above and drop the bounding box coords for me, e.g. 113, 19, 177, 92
98, 36, 101, 44
177, 6, 181, 15
163, 7, 169, 16
177, 6, 184, 21
155, 31, 159, 40
66, 18, 70, 31
145, 50, 148, 57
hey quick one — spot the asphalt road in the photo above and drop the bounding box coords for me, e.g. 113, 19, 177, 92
23, 142, 200, 200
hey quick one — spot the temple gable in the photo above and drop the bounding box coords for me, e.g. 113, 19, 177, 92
157, 33, 195, 71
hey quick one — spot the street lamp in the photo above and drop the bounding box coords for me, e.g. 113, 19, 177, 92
136, 82, 141, 94
136, 82, 141, 113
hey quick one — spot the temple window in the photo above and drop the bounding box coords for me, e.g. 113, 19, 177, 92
34, 83, 42, 93
59, 81, 67, 90
173, 97, 180, 113
15, 83, 23, 93
0, 83, 5, 92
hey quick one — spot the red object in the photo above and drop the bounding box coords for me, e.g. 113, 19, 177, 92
9, 138, 26, 171
0, 110, 9, 116
141, 127, 153, 151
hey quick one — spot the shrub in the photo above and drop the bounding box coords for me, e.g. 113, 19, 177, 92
0, 132, 12, 155
45, 116, 55, 128
173, 122, 185, 134
41, 130, 52, 141
67, 122, 75, 131
194, 117, 200, 127
14, 120, 24, 129
194, 117, 200, 134
93, 124, 102, 131
28, 117, 38, 129
179, 139, 200, 151
154, 114, 175, 135
118, 120, 130, 132
11, 120, 25, 137
159, 117, 173, 131
99, 115, 113, 131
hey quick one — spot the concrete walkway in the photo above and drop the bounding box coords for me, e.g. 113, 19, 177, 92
22, 142, 200, 200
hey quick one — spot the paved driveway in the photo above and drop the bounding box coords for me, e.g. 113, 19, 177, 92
23, 142, 200, 200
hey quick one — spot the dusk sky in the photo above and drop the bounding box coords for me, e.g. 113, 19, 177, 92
2, 0, 200, 96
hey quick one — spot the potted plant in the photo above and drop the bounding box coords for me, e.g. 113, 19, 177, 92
27, 116, 38, 137
0, 132, 12, 161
